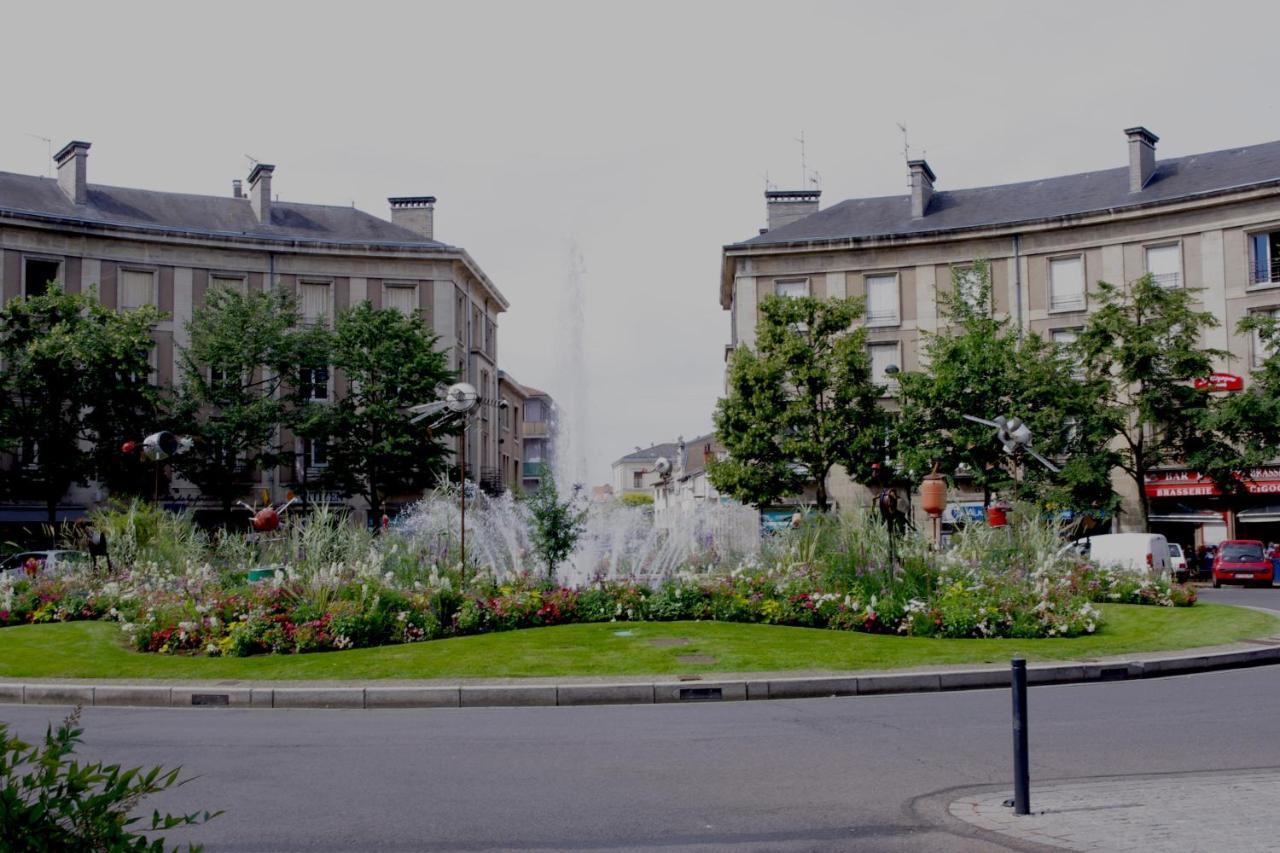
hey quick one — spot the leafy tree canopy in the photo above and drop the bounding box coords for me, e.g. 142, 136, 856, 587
0, 286, 161, 523
708, 294, 887, 511
1076, 274, 1227, 530
301, 301, 457, 522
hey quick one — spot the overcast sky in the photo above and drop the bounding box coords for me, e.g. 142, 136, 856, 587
4, 0, 1278, 485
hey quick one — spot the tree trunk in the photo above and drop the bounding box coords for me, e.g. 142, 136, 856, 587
1133, 465, 1150, 534
815, 475, 829, 513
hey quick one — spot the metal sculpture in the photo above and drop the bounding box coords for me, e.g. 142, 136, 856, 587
961, 414, 1061, 473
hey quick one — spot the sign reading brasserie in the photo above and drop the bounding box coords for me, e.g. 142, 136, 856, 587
1145, 467, 1280, 498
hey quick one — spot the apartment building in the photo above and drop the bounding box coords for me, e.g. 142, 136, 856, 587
516, 385, 555, 493
721, 128, 1280, 547
0, 140, 507, 522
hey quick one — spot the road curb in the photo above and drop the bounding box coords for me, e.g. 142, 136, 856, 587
2, 641, 1277, 711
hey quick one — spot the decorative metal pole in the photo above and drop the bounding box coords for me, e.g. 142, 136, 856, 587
459, 419, 467, 589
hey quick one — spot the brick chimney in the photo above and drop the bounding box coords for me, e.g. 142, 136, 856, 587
389, 196, 436, 240
54, 140, 91, 205
1125, 127, 1158, 192
248, 163, 274, 223
764, 189, 820, 232
908, 159, 935, 219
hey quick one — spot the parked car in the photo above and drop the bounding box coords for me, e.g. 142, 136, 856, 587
1168, 543, 1190, 583
1080, 533, 1173, 579
0, 550, 89, 579
1212, 540, 1274, 588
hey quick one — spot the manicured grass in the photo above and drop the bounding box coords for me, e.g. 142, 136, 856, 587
0, 603, 1274, 681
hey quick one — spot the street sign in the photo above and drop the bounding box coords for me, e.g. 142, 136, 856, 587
1193, 373, 1244, 392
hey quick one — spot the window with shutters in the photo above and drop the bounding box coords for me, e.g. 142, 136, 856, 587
775, 278, 808, 298
22, 257, 61, 298
864, 274, 900, 326
1051, 327, 1084, 378
305, 438, 328, 469
209, 275, 247, 296
299, 366, 330, 401
1252, 308, 1280, 368
299, 282, 331, 326
383, 283, 418, 317
868, 342, 901, 395
953, 265, 987, 312
1145, 244, 1182, 288
1048, 256, 1086, 312
1250, 232, 1280, 287
456, 288, 466, 342
119, 269, 156, 311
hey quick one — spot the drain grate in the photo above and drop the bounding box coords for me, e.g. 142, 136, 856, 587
191, 693, 230, 707
678, 686, 723, 701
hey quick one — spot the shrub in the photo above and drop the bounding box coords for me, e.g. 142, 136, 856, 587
0, 708, 220, 850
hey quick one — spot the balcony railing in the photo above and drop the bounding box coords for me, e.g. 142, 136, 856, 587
1150, 272, 1181, 289
1251, 263, 1280, 286
522, 421, 549, 438
865, 309, 900, 327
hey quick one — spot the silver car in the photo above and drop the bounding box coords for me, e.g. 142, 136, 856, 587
0, 550, 90, 579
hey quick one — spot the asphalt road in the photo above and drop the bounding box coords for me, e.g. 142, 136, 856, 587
4, 663, 1280, 852
1197, 583, 1280, 611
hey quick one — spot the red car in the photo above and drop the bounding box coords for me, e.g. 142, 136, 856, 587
1212, 540, 1274, 588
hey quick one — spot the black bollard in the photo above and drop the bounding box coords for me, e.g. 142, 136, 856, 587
1011, 657, 1030, 815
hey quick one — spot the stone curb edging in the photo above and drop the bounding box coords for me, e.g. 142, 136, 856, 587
2, 642, 1278, 711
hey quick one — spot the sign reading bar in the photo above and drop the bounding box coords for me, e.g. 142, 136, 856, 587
1193, 373, 1244, 392
1145, 466, 1280, 498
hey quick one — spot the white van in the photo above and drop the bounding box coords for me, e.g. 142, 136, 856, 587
1077, 533, 1173, 578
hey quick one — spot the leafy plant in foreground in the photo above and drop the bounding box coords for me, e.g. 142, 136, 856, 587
0, 707, 220, 851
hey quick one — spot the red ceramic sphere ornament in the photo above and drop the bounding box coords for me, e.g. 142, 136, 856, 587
121, 440, 138, 454
252, 507, 280, 532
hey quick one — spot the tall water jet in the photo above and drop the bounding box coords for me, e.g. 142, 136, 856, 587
552, 242, 590, 493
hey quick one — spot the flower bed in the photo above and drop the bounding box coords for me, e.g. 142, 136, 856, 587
0, 502, 1196, 658
0, 558, 1195, 657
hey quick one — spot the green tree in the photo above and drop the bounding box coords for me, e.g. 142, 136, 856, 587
301, 302, 456, 523
172, 287, 306, 519
896, 262, 1118, 514
1192, 312, 1280, 492
526, 474, 587, 582
0, 286, 161, 525
708, 295, 887, 512
1076, 274, 1227, 530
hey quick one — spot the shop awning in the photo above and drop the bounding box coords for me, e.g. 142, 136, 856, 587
0, 507, 86, 523
1148, 507, 1224, 524
1237, 505, 1280, 523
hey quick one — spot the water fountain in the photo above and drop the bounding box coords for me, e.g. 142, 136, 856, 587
551, 242, 589, 493
397, 244, 760, 587
399, 489, 759, 587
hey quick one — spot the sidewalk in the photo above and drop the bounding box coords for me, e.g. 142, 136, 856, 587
950, 768, 1280, 851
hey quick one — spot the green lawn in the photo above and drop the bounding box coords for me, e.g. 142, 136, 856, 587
0, 603, 1274, 681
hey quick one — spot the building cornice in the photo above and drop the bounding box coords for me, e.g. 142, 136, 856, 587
0, 205, 510, 311
719, 181, 1280, 308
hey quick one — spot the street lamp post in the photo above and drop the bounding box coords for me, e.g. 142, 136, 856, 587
408, 382, 481, 586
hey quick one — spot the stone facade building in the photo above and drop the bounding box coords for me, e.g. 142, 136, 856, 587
721, 128, 1280, 548
0, 140, 507, 522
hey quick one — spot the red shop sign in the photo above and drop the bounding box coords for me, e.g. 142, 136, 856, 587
1193, 373, 1244, 392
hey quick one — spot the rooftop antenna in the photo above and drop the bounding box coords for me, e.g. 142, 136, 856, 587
244, 154, 260, 170
25, 133, 51, 176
